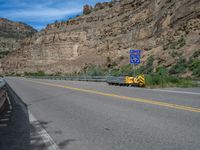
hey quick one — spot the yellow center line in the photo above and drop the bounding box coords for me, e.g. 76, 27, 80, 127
27, 79, 200, 113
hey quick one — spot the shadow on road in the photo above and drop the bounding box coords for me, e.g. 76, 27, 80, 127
58, 139, 77, 149
0, 84, 55, 150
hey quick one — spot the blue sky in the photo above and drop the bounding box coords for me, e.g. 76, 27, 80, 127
0, 0, 111, 30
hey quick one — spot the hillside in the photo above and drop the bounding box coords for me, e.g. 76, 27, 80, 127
0, 18, 37, 58
0, 0, 200, 77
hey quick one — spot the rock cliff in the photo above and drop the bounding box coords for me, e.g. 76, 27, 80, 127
1, 0, 200, 77
0, 18, 37, 58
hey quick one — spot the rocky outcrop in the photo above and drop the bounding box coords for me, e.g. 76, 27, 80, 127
0, 18, 37, 57
1, 0, 200, 76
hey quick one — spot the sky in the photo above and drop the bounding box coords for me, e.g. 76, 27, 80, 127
0, 0, 111, 30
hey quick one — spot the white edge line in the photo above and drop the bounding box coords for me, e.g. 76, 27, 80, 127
29, 111, 60, 150
129, 86, 200, 95
146, 89, 200, 95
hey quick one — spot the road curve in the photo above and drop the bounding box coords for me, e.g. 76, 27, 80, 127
5, 77, 200, 150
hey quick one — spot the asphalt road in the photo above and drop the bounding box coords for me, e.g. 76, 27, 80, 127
5, 77, 200, 150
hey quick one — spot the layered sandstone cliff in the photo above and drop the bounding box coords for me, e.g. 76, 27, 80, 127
1, 0, 200, 76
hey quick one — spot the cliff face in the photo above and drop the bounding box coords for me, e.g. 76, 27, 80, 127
0, 18, 37, 58
1, 0, 200, 76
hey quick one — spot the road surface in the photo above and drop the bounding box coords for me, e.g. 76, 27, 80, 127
4, 77, 200, 150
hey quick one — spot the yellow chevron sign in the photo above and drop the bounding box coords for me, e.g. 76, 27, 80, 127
136, 75, 145, 87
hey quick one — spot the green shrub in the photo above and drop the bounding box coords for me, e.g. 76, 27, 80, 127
145, 74, 197, 88
144, 56, 154, 74
37, 71, 45, 76
170, 50, 178, 57
109, 64, 137, 76
85, 66, 105, 76
15, 73, 22, 77
145, 74, 161, 86
0, 51, 10, 59
192, 49, 200, 58
169, 58, 187, 74
188, 50, 200, 78
193, 67, 200, 77
135, 66, 145, 74
169, 37, 186, 49
24, 71, 45, 76
177, 79, 194, 88
188, 58, 200, 77
131, 56, 154, 75
156, 67, 168, 75
110, 69, 121, 76
54, 72, 62, 76
165, 75, 180, 84
120, 64, 134, 76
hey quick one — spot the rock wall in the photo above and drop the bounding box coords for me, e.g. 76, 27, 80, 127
0, 18, 37, 58
1, 0, 200, 75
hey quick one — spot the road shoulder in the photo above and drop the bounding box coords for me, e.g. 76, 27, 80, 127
0, 81, 59, 150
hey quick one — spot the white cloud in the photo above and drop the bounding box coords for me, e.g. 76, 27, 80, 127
0, 0, 111, 30
2, 7, 81, 20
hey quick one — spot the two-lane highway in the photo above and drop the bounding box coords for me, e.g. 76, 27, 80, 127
5, 77, 200, 150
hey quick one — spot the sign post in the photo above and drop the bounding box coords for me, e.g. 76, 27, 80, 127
130, 50, 141, 77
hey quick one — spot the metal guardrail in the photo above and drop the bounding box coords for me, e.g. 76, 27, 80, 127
0, 78, 7, 114
26, 75, 146, 86
26, 76, 108, 82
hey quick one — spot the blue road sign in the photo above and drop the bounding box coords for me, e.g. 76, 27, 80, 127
130, 50, 141, 65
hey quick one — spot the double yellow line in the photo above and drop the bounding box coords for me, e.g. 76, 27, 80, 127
28, 79, 200, 113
